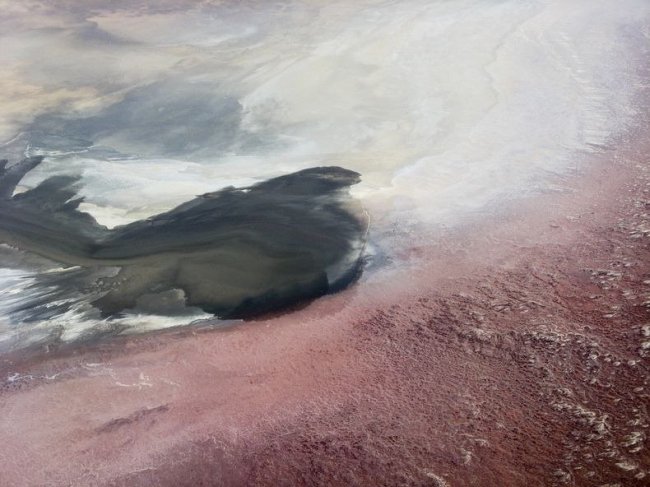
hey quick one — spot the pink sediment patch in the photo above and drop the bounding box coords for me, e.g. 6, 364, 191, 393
1, 130, 649, 485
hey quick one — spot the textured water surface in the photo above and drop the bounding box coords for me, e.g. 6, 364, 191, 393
0, 0, 648, 348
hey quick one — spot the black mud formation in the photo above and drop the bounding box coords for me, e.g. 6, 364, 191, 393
0, 157, 367, 320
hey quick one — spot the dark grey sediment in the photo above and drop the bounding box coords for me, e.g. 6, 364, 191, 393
0, 157, 368, 320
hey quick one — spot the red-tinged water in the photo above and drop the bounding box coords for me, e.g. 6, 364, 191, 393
1, 2, 650, 485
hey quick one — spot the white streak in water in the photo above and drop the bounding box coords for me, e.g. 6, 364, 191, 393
0, 0, 648, 348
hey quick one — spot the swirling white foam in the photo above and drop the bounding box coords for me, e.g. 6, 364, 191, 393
1, 0, 648, 348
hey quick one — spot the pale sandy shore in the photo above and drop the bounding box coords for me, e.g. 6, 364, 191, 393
1, 119, 649, 486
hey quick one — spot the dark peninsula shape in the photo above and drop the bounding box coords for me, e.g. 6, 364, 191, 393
0, 157, 367, 319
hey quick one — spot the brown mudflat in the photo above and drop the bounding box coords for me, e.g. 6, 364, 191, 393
1, 130, 649, 486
